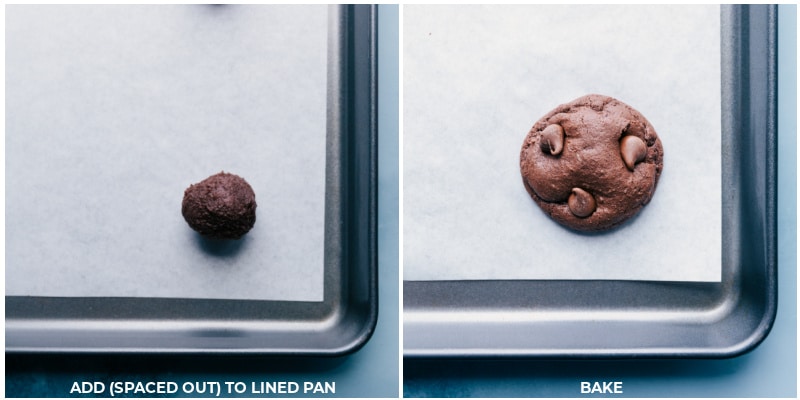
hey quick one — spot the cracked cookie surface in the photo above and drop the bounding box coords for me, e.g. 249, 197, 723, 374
520, 94, 663, 232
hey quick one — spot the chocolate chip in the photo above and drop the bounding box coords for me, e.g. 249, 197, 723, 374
568, 187, 596, 218
181, 172, 257, 240
539, 124, 564, 156
620, 135, 647, 171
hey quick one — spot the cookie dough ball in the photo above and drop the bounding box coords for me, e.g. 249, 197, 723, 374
182, 172, 257, 239
520, 94, 663, 232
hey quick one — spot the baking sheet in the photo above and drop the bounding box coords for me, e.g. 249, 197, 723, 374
6, 5, 326, 301
404, 5, 721, 282
6, 5, 379, 354
404, 4, 777, 358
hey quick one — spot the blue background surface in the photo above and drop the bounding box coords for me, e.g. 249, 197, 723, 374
403, 5, 796, 398
4, 5, 400, 399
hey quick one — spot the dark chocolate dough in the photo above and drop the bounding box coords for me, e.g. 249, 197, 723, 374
182, 172, 257, 239
520, 94, 663, 232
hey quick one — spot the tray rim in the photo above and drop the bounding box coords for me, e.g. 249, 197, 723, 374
5, 4, 378, 356
403, 4, 778, 359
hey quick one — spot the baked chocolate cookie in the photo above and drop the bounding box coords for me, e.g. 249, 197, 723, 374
520, 94, 663, 232
182, 171, 257, 239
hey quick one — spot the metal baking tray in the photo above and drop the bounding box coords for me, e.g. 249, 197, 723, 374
404, 4, 777, 358
6, 4, 377, 355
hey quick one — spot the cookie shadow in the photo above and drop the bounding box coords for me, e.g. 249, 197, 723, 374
192, 233, 249, 258
568, 208, 646, 237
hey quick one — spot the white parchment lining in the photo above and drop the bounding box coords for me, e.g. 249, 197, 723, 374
404, 5, 722, 282
6, 5, 328, 301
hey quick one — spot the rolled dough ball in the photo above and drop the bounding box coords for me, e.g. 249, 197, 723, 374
181, 171, 257, 239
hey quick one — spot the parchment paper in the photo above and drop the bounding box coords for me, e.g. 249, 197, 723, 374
404, 5, 722, 282
6, 5, 327, 301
